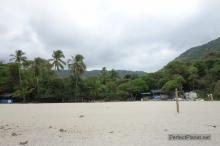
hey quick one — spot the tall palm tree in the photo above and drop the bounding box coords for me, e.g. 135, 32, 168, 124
10, 50, 27, 84
68, 54, 86, 88
101, 67, 108, 84
50, 50, 66, 72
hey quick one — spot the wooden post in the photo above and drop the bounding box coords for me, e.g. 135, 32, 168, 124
175, 88, 180, 114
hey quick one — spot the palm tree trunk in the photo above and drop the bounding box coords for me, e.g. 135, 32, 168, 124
75, 75, 78, 88
37, 77, 39, 95
18, 66, 22, 85
75, 76, 78, 102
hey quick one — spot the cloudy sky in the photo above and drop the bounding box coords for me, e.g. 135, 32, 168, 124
1, 0, 220, 72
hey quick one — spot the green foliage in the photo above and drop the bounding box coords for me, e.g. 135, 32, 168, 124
119, 78, 148, 100
161, 74, 185, 94
7, 63, 20, 89
56, 69, 145, 78
162, 80, 180, 94
214, 80, 220, 100
124, 74, 139, 80
83, 77, 102, 100
209, 63, 220, 81
0, 64, 10, 93
109, 69, 119, 81
13, 71, 37, 102
165, 61, 189, 79
31, 58, 52, 76
99, 67, 107, 84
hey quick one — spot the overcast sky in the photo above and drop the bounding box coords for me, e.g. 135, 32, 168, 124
1, 0, 220, 72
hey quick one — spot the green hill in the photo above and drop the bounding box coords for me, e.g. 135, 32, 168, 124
176, 37, 220, 60
162, 37, 220, 99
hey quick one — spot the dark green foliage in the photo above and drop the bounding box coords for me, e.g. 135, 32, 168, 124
56, 70, 145, 78
83, 76, 101, 100
119, 78, 148, 100
0, 64, 11, 93
13, 72, 37, 102
214, 81, 220, 100
162, 78, 183, 94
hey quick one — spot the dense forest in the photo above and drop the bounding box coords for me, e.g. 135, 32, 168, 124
1, 38, 220, 102
56, 69, 145, 78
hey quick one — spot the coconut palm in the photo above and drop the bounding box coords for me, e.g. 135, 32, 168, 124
100, 67, 108, 84
10, 50, 27, 84
68, 54, 86, 88
50, 50, 66, 72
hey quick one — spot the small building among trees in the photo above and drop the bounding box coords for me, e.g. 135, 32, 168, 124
141, 90, 169, 101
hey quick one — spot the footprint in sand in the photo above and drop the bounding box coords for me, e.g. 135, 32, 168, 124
79, 115, 84, 118
11, 132, 17, 136
207, 124, 217, 128
19, 141, 28, 145
164, 129, 168, 132
59, 129, 66, 132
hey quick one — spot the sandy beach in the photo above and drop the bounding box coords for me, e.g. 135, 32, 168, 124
0, 101, 220, 146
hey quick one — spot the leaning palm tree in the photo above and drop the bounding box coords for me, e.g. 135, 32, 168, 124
10, 49, 27, 84
68, 54, 86, 88
50, 50, 66, 72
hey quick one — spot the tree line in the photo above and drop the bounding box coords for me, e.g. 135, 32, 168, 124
0, 50, 220, 102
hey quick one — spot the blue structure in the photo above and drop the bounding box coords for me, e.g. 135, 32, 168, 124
141, 90, 162, 100
0, 99, 13, 104
0, 93, 14, 104
153, 95, 161, 100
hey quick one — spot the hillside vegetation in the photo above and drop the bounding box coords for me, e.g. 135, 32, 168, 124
1, 37, 220, 102
57, 70, 145, 78
158, 52, 220, 99
176, 37, 220, 60
161, 37, 220, 99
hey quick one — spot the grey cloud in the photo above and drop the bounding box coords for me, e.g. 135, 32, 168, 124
1, 0, 220, 72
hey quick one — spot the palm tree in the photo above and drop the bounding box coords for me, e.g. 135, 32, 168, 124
10, 50, 27, 84
101, 67, 108, 84
50, 50, 66, 72
68, 54, 86, 88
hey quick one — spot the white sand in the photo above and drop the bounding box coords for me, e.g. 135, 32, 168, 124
0, 101, 220, 146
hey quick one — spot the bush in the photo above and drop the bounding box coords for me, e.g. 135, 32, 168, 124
214, 80, 220, 100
